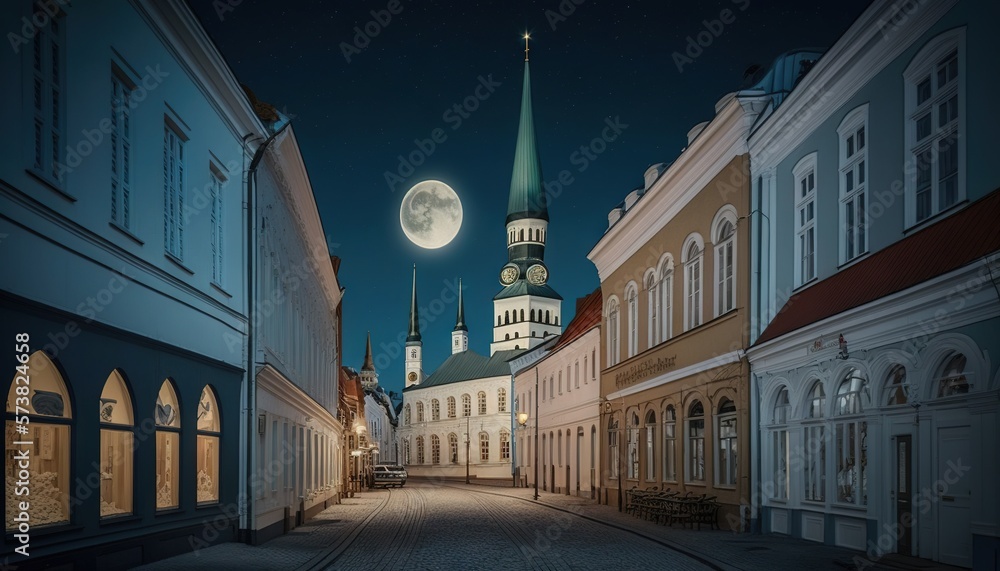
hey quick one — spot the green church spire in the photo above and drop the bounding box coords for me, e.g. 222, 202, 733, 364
506, 59, 548, 225
454, 278, 467, 332
406, 264, 421, 343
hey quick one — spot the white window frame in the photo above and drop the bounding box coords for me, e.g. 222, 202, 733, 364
715, 399, 737, 488
626, 412, 639, 480
659, 256, 674, 342
645, 270, 658, 348
838, 105, 869, 263
163, 122, 187, 260
210, 166, 227, 286
686, 401, 705, 483
644, 410, 656, 482
682, 235, 704, 332
625, 282, 638, 358
833, 371, 867, 507
903, 29, 966, 228
803, 381, 826, 503
606, 296, 620, 366
770, 387, 790, 501
712, 206, 738, 317
793, 153, 818, 286
662, 405, 677, 482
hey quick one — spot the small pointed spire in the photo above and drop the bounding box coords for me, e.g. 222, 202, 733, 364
454, 278, 468, 332
407, 264, 421, 343
362, 331, 375, 372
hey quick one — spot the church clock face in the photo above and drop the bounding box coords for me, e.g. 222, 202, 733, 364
499, 264, 519, 286
407, 372, 417, 383
526, 264, 548, 285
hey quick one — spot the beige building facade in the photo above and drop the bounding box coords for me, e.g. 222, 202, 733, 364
588, 92, 766, 529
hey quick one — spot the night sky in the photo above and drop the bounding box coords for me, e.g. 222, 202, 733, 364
189, 0, 873, 398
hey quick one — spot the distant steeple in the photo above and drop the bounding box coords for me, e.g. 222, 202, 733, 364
452, 278, 468, 355
406, 264, 421, 343
454, 278, 468, 332
506, 60, 548, 225
362, 331, 375, 372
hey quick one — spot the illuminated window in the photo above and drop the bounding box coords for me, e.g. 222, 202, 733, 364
155, 379, 181, 510
100, 370, 134, 517
5, 351, 71, 529
716, 399, 737, 487
196, 386, 220, 504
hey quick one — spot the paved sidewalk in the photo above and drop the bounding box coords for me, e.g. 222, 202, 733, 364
446, 482, 959, 571
131, 493, 387, 571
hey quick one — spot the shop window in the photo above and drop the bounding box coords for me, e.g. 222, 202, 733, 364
627, 412, 639, 480
835, 370, 868, 506
100, 370, 134, 517
644, 410, 656, 482
196, 386, 220, 504
686, 401, 705, 482
716, 399, 737, 487
5, 351, 71, 529
662, 406, 676, 482
771, 388, 790, 500
155, 379, 181, 510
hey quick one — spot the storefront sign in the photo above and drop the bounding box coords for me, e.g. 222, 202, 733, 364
614, 355, 677, 388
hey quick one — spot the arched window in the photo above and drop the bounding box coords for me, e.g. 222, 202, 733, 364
101, 370, 135, 517
545, 310, 551, 324
715, 219, 736, 316
498, 388, 507, 413
530, 309, 535, 321
156, 379, 181, 510
6, 351, 71, 528
627, 412, 640, 479
659, 258, 674, 341
501, 430, 511, 461
480, 432, 490, 462
431, 399, 440, 421
686, 401, 705, 482
804, 381, 826, 502
505, 310, 510, 325
447, 396, 456, 418
839, 105, 869, 262
606, 298, 620, 366
197, 386, 221, 504
497, 315, 502, 326
505, 334, 510, 340
646, 272, 658, 348
886, 365, 908, 405
416, 436, 425, 464
607, 414, 620, 478
462, 394, 471, 417
558, 431, 563, 465
936, 353, 969, 397
835, 370, 867, 505
717, 399, 737, 487
662, 406, 676, 482
403, 438, 411, 464
416, 401, 424, 422
771, 388, 790, 500
477, 391, 487, 415
404, 404, 411, 425
625, 283, 638, 358
449, 433, 459, 463
683, 239, 703, 331
520, 309, 525, 322
431, 435, 440, 464
644, 410, 656, 481
520, 229, 524, 241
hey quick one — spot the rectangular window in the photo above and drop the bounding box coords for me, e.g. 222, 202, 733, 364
28, 7, 65, 185
663, 416, 676, 481
627, 426, 639, 479
111, 74, 133, 229
687, 418, 705, 482
210, 169, 225, 285
685, 255, 702, 331
574, 362, 580, 389
835, 420, 867, 505
645, 424, 655, 481
608, 424, 619, 478
906, 42, 963, 226
840, 109, 868, 262
772, 429, 788, 500
804, 425, 826, 502
717, 414, 737, 487
501, 432, 510, 461
794, 157, 817, 285
480, 433, 489, 462
163, 125, 186, 259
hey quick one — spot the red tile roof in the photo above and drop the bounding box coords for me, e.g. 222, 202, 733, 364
756, 189, 1000, 345
552, 287, 603, 352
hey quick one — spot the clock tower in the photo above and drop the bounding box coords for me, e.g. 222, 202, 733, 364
405, 264, 423, 387
491, 41, 562, 355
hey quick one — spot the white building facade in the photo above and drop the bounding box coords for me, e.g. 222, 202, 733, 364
747, 1, 1000, 567
0, 0, 259, 565
513, 289, 602, 499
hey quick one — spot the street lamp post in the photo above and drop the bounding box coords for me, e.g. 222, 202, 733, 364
533, 368, 539, 500
516, 410, 529, 489
465, 414, 471, 484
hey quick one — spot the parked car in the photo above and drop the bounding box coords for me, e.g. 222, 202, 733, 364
373, 464, 407, 488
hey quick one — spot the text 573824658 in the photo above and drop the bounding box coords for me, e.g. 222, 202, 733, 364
11, 333, 33, 556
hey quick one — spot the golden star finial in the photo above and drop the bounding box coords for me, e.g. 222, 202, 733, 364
523, 32, 530, 61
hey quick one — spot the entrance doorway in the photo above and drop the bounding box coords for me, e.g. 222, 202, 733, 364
895, 435, 913, 556
935, 425, 971, 567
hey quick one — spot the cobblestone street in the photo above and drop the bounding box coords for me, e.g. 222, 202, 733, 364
132, 481, 943, 571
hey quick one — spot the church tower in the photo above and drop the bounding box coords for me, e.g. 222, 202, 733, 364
491, 37, 562, 355
405, 265, 423, 387
452, 278, 468, 354
360, 331, 378, 391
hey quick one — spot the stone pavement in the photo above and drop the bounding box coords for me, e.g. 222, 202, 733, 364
132, 482, 962, 571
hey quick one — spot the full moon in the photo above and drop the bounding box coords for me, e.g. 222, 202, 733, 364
400, 180, 463, 249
